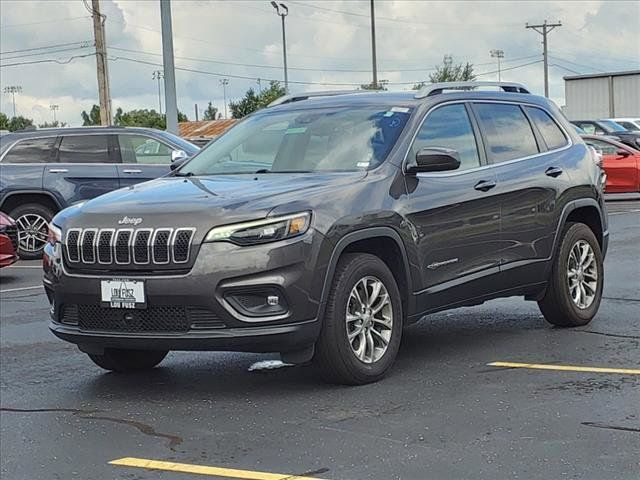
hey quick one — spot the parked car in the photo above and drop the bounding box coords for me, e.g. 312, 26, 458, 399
0, 126, 199, 259
570, 119, 640, 149
0, 212, 19, 268
44, 82, 608, 384
582, 135, 640, 193
606, 118, 640, 132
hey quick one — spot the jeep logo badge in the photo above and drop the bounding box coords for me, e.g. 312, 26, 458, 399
117, 216, 143, 226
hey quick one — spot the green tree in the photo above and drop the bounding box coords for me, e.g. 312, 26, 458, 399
0, 112, 8, 130
202, 102, 220, 120
229, 81, 286, 119
113, 108, 188, 129
360, 79, 389, 91
6, 115, 34, 132
81, 104, 101, 125
412, 55, 476, 90
38, 120, 68, 128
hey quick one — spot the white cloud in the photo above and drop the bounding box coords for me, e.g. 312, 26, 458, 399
1, 0, 638, 126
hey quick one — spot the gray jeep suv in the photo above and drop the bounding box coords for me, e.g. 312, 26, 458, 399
44, 82, 608, 384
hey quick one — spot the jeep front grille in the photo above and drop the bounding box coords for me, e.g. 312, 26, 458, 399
65, 227, 196, 267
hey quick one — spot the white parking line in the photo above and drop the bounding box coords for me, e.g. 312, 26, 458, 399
609, 209, 640, 215
0, 285, 43, 293
7, 265, 43, 269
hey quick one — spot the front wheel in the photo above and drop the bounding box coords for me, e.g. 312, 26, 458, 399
538, 222, 604, 327
88, 348, 168, 373
9, 203, 55, 260
313, 253, 403, 385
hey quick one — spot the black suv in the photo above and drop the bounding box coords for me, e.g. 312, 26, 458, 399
0, 126, 199, 259
44, 82, 608, 384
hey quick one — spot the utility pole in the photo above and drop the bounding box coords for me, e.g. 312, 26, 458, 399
271, 2, 289, 93
89, 0, 112, 125
3, 86, 21, 117
490, 49, 504, 81
160, 0, 179, 134
370, 0, 378, 89
152, 70, 164, 114
49, 104, 59, 123
526, 20, 562, 97
220, 78, 229, 119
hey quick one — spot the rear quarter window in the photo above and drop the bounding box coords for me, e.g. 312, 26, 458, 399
525, 107, 568, 150
1, 137, 56, 163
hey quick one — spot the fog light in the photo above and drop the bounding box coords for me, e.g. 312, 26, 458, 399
225, 288, 288, 317
267, 295, 279, 306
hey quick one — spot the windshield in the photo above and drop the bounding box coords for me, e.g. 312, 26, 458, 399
179, 106, 412, 175
599, 120, 627, 132
156, 131, 201, 155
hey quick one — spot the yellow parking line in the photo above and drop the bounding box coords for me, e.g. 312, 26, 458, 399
109, 457, 329, 480
488, 361, 640, 375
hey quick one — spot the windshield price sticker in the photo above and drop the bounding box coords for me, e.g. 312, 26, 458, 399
101, 279, 146, 309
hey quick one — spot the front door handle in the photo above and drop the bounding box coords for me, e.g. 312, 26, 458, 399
122, 169, 142, 174
48, 168, 68, 173
545, 166, 563, 178
474, 179, 497, 192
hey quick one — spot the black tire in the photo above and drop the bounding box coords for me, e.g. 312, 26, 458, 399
87, 349, 168, 373
8, 202, 55, 260
313, 253, 403, 385
538, 222, 604, 327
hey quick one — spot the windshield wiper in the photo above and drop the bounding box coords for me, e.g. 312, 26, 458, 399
254, 169, 270, 174
174, 170, 194, 177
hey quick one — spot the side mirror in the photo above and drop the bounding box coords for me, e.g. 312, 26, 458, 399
407, 147, 461, 174
616, 149, 631, 158
171, 149, 189, 162
170, 157, 188, 171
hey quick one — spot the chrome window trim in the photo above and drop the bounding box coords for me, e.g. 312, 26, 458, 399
151, 228, 173, 265
171, 227, 196, 264
132, 228, 154, 265
80, 228, 98, 264
114, 228, 134, 265
96, 228, 116, 265
403, 99, 574, 179
65, 228, 82, 263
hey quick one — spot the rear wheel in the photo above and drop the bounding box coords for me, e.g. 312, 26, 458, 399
88, 349, 168, 373
9, 203, 55, 260
313, 253, 403, 385
538, 222, 603, 327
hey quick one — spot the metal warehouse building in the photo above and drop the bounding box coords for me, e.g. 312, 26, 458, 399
563, 70, 640, 120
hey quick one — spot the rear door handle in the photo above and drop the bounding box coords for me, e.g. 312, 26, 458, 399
48, 168, 68, 173
545, 166, 563, 178
474, 180, 497, 192
122, 169, 142, 174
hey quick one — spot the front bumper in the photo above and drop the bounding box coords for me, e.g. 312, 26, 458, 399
44, 232, 326, 354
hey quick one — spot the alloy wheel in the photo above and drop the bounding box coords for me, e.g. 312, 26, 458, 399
345, 276, 393, 363
15, 213, 48, 253
567, 239, 598, 309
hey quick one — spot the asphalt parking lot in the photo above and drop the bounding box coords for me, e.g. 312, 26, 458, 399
1, 200, 638, 480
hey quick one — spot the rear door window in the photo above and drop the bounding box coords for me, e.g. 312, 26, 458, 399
58, 135, 113, 163
525, 107, 568, 150
2, 137, 56, 163
473, 103, 539, 163
118, 135, 172, 164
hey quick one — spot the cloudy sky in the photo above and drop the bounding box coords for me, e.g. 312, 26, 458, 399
1, 0, 638, 126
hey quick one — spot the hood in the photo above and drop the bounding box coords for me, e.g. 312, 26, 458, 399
54, 171, 367, 231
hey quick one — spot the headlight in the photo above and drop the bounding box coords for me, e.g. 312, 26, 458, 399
204, 212, 311, 246
47, 223, 62, 246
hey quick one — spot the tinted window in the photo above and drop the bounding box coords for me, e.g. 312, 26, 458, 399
410, 104, 480, 171
584, 138, 619, 155
118, 135, 172, 164
58, 135, 112, 163
2, 137, 55, 163
525, 107, 568, 150
474, 103, 539, 162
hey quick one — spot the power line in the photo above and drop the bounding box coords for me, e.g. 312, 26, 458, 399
0, 45, 93, 61
0, 40, 93, 55
0, 53, 96, 68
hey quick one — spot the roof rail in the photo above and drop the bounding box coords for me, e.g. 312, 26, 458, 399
267, 90, 370, 107
414, 81, 530, 99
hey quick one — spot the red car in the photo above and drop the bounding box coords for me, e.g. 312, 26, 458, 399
583, 135, 640, 193
0, 212, 19, 268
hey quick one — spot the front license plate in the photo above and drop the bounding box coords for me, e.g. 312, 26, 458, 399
100, 279, 146, 309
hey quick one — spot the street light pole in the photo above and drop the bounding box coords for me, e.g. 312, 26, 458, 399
3, 86, 22, 117
50, 104, 59, 123
220, 78, 229, 119
160, 0, 179, 134
152, 70, 164, 114
490, 49, 504, 81
370, 0, 378, 89
271, 2, 289, 93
